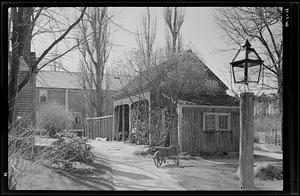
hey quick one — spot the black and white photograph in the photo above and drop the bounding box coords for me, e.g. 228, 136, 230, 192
2, 3, 298, 193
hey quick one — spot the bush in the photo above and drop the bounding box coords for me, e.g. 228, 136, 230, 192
46, 132, 95, 169
37, 102, 73, 138
254, 163, 283, 180
8, 122, 47, 190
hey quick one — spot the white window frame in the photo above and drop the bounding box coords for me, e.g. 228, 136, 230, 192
203, 112, 231, 131
39, 89, 47, 103
203, 113, 216, 130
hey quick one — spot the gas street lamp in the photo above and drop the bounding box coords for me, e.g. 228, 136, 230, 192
230, 39, 263, 85
230, 39, 263, 190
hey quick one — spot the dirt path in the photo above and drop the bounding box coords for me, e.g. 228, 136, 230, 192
90, 141, 185, 190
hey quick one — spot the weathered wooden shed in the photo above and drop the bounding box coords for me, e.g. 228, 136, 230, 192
177, 94, 240, 153
112, 51, 240, 153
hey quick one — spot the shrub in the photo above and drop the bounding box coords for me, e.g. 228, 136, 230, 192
37, 102, 73, 138
46, 131, 95, 169
8, 122, 49, 190
254, 163, 283, 180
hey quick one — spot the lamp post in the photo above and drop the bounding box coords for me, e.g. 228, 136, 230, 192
230, 39, 263, 190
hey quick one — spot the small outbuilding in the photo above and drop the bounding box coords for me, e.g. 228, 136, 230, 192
112, 51, 240, 153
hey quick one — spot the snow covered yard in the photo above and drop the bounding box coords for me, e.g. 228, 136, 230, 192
16, 137, 283, 191
90, 140, 283, 190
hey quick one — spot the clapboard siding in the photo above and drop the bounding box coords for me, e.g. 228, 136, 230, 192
15, 71, 36, 125
180, 106, 239, 153
36, 87, 85, 130
68, 89, 84, 112
47, 88, 66, 106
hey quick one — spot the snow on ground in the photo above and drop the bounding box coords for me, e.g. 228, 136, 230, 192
90, 140, 184, 190
90, 140, 282, 190
16, 138, 283, 191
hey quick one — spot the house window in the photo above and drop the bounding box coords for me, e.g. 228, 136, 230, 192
218, 114, 230, 130
73, 112, 82, 124
203, 113, 231, 131
39, 89, 47, 103
204, 114, 215, 130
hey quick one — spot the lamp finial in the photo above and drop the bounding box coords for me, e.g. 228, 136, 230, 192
242, 39, 251, 48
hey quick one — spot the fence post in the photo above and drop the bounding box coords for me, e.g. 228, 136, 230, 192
122, 105, 125, 142
275, 130, 277, 146
178, 104, 183, 152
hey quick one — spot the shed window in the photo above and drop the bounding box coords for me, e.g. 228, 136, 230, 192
218, 114, 230, 130
204, 114, 215, 130
203, 113, 231, 131
39, 89, 47, 103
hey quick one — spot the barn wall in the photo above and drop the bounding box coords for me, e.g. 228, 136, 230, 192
179, 105, 240, 154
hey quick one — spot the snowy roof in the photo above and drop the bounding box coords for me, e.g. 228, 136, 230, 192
8, 55, 31, 72
36, 70, 125, 91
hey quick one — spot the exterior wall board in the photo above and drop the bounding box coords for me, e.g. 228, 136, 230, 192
15, 71, 36, 125
47, 88, 66, 106
180, 106, 239, 153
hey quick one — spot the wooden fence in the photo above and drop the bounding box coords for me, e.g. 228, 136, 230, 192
255, 130, 281, 146
84, 115, 113, 140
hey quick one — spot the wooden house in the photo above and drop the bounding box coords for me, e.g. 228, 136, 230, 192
112, 51, 240, 153
8, 52, 37, 126
35, 70, 121, 135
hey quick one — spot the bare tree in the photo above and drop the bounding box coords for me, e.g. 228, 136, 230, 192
77, 7, 111, 117
113, 50, 213, 146
8, 7, 87, 125
135, 7, 157, 70
215, 7, 282, 98
163, 7, 185, 57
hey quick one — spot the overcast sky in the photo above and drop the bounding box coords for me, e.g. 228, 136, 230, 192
32, 7, 260, 93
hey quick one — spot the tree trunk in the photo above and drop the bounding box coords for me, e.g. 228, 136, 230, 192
8, 7, 31, 126
96, 87, 103, 117
277, 66, 283, 150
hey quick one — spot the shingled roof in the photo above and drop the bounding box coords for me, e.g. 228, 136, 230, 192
113, 51, 229, 100
36, 70, 124, 91
178, 93, 239, 106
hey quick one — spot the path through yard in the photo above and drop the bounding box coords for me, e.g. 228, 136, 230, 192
90, 140, 184, 190
91, 140, 283, 191
17, 138, 282, 190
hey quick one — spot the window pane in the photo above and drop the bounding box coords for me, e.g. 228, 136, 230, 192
39, 89, 47, 102
205, 115, 215, 130
73, 112, 82, 124
219, 115, 228, 130
40, 95, 46, 102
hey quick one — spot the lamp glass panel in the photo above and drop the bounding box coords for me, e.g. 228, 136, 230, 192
233, 65, 245, 83
248, 50, 260, 61
247, 64, 261, 83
